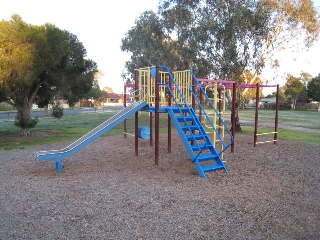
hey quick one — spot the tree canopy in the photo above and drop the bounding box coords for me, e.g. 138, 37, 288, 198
121, 0, 320, 84
0, 15, 98, 135
121, 0, 320, 131
284, 74, 308, 109
308, 74, 320, 102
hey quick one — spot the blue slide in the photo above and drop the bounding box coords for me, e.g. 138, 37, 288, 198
36, 101, 148, 173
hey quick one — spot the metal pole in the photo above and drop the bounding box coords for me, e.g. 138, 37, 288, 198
149, 111, 153, 146
134, 69, 139, 156
218, 89, 222, 135
199, 86, 202, 123
254, 83, 260, 147
274, 84, 279, 144
168, 73, 172, 153
155, 66, 160, 165
124, 85, 127, 139
231, 82, 236, 153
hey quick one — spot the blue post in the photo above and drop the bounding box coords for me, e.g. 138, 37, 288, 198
55, 162, 62, 174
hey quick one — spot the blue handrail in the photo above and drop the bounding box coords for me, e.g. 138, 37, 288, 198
157, 65, 233, 156
189, 68, 234, 155
158, 82, 208, 161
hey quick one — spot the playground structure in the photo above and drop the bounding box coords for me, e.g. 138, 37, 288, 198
123, 66, 235, 178
36, 65, 279, 179
124, 66, 279, 159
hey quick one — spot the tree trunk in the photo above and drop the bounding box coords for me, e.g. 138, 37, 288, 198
227, 90, 242, 133
234, 105, 242, 133
16, 107, 33, 136
231, 104, 242, 133
44, 105, 49, 116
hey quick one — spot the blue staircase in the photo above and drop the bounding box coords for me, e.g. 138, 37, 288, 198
36, 101, 148, 173
159, 66, 234, 179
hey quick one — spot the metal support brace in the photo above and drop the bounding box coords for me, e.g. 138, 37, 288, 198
55, 161, 62, 174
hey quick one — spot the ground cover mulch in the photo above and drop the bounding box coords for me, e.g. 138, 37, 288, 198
1, 133, 319, 239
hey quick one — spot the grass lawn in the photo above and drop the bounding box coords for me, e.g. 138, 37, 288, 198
0, 108, 319, 151
0, 111, 169, 151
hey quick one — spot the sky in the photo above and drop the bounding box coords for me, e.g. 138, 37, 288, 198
1, 0, 320, 95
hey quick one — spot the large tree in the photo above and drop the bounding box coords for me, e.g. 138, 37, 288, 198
120, 10, 211, 82
0, 15, 98, 135
121, 0, 320, 132
284, 74, 308, 109
307, 74, 320, 111
158, 0, 319, 131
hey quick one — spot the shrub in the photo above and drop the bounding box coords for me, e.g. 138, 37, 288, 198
51, 101, 64, 119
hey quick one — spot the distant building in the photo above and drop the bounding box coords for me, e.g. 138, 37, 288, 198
102, 93, 131, 106
260, 97, 277, 104
105, 93, 123, 103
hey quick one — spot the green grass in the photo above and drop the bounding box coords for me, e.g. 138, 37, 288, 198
206, 108, 320, 146
0, 111, 171, 151
0, 102, 16, 111
240, 125, 320, 146
238, 109, 320, 130
0, 108, 319, 151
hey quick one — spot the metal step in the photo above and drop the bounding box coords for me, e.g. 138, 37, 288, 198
191, 144, 213, 151
196, 154, 219, 162
176, 116, 194, 122
181, 125, 199, 132
201, 163, 225, 173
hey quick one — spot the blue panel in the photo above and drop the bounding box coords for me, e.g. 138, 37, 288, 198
138, 126, 150, 140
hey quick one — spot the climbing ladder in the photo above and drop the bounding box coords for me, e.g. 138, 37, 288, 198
157, 66, 233, 179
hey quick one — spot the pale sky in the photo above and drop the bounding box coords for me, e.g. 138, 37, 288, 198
1, 0, 320, 94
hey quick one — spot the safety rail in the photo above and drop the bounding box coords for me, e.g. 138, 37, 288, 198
158, 82, 208, 161
158, 66, 208, 158
136, 67, 193, 106
189, 68, 234, 155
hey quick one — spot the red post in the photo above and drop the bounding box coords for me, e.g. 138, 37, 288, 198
149, 111, 153, 146
155, 66, 160, 165
254, 83, 260, 147
168, 74, 172, 153
192, 69, 196, 110
191, 69, 197, 146
218, 89, 222, 135
274, 84, 279, 144
199, 86, 203, 123
124, 85, 127, 138
231, 82, 236, 153
134, 69, 139, 156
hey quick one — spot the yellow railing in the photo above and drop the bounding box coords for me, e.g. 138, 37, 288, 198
136, 67, 193, 106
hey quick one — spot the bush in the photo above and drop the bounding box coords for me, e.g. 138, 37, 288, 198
0, 102, 16, 111
14, 113, 39, 130
51, 101, 64, 119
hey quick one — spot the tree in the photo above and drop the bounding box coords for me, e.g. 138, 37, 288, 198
121, 0, 320, 131
158, 0, 320, 131
307, 74, 320, 111
300, 71, 313, 87
239, 70, 264, 109
158, 0, 272, 131
85, 79, 102, 104
284, 74, 308, 109
0, 15, 98, 135
120, 10, 205, 82
103, 86, 114, 94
